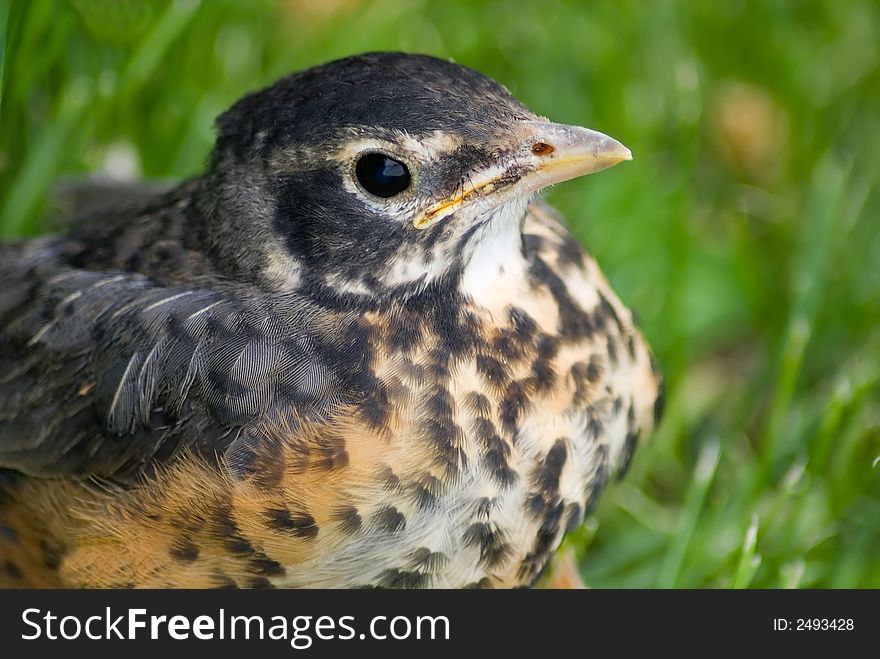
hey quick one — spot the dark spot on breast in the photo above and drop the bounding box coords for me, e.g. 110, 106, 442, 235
373, 506, 406, 534
4, 560, 22, 580
526, 492, 547, 519
518, 501, 566, 582
534, 501, 564, 553
499, 380, 531, 435
482, 434, 517, 488
473, 497, 497, 518
508, 306, 538, 340
533, 439, 567, 496
380, 466, 401, 491
377, 569, 430, 589
315, 322, 374, 387
650, 352, 662, 377
386, 312, 423, 352
313, 433, 349, 471
332, 505, 363, 535
559, 307, 594, 341
420, 415, 467, 476
523, 559, 554, 588
463, 391, 491, 418
247, 576, 275, 589
265, 507, 319, 540
597, 292, 624, 334
421, 219, 452, 253
464, 577, 495, 589
0, 525, 18, 545
251, 446, 286, 490
530, 356, 556, 392
606, 335, 618, 367
439, 446, 467, 482
523, 234, 546, 257
476, 354, 511, 389
352, 318, 377, 364
250, 553, 286, 577
653, 379, 666, 426
617, 422, 639, 480
358, 383, 392, 430
427, 347, 451, 380
284, 439, 313, 475
570, 362, 593, 405
425, 385, 455, 424
585, 445, 609, 514
383, 375, 411, 404
528, 256, 593, 341
456, 310, 483, 353
226, 536, 254, 556
556, 232, 586, 271
40, 540, 62, 570
537, 333, 560, 361
211, 501, 259, 557
587, 356, 602, 383
587, 412, 604, 441
210, 572, 238, 588
421, 418, 461, 454
432, 306, 480, 355
169, 537, 200, 563
626, 334, 637, 360
462, 522, 512, 568
470, 417, 496, 444
209, 501, 235, 534
565, 502, 584, 533
409, 473, 444, 510
409, 548, 449, 572
491, 330, 526, 362
400, 358, 428, 383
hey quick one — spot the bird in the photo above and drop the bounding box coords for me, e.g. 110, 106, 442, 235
0, 52, 662, 588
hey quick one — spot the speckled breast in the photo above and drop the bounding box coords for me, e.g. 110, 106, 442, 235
260, 204, 661, 588
11, 204, 660, 589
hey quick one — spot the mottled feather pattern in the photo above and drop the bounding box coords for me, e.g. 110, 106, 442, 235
0, 53, 661, 588
1, 203, 659, 588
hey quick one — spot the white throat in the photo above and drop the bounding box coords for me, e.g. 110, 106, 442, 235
373, 197, 531, 298
459, 197, 530, 307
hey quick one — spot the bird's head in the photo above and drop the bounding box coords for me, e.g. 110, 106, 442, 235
201, 52, 631, 300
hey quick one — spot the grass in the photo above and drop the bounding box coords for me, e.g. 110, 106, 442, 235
2, 0, 878, 587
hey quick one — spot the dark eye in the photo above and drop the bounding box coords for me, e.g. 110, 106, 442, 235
355, 153, 411, 198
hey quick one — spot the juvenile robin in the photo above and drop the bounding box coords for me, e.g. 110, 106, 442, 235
0, 52, 662, 588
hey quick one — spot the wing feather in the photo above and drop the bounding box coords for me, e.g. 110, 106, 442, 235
0, 240, 350, 479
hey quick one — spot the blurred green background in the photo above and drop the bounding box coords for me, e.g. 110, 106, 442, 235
1, 0, 878, 587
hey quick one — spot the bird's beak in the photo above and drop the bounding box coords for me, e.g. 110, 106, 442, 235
415, 120, 632, 229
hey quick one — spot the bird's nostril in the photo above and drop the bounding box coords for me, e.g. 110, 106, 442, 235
531, 142, 555, 156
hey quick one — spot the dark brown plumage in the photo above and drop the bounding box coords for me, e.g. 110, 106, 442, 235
0, 52, 661, 588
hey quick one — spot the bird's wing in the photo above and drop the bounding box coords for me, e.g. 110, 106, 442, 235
0, 239, 347, 480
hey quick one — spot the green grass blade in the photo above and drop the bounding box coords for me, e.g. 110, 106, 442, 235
656, 439, 721, 588
0, 0, 9, 116
731, 514, 762, 589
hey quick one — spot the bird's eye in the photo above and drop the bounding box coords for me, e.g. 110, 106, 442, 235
355, 153, 411, 198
